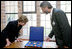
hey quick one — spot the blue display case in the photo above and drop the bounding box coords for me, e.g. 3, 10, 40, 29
25, 27, 44, 48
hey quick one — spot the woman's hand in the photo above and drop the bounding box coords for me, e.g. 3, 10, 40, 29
15, 38, 23, 42
5, 38, 12, 47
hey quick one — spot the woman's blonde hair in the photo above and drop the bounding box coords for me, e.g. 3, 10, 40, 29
18, 15, 28, 24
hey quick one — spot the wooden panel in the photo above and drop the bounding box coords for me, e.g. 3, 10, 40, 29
36, 1, 40, 27
1, 1, 6, 31
18, 1, 23, 18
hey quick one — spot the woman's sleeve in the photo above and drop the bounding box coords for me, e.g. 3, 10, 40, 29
2, 22, 12, 39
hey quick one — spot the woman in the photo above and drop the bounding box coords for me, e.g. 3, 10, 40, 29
0, 15, 28, 48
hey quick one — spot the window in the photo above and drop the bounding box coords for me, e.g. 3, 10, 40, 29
60, 1, 71, 12
23, 1, 36, 13
66, 14, 71, 26
22, 1, 37, 38
60, 1, 71, 26
40, 14, 52, 37
23, 14, 37, 37
5, 1, 18, 13
6, 14, 18, 25
5, 1, 18, 24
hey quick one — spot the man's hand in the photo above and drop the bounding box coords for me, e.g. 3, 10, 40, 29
5, 38, 12, 47
64, 46, 69, 48
45, 37, 51, 42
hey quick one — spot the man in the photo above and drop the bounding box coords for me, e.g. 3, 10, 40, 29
0, 15, 28, 48
40, 1, 71, 48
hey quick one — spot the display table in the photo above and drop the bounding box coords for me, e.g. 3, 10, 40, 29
4, 41, 57, 48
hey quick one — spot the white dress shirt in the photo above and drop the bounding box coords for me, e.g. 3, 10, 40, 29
50, 8, 53, 20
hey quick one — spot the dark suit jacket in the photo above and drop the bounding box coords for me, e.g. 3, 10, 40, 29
0, 20, 22, 47
48, 8, 71, 48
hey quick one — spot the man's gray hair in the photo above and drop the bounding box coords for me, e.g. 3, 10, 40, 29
40, 1, 52, 9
